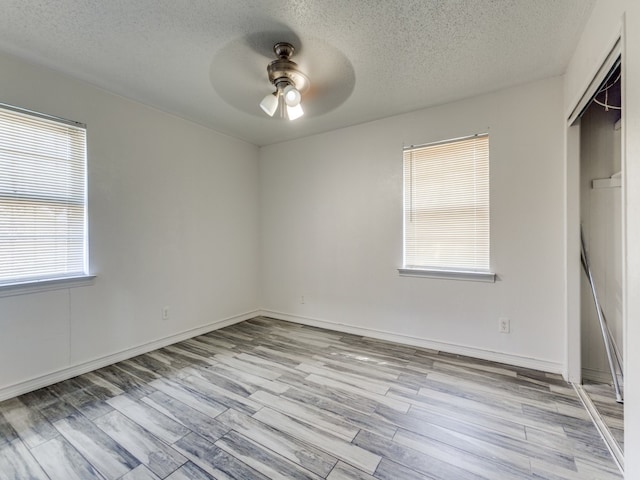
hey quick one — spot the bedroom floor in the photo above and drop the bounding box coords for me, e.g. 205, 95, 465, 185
0, 316, 622, 479
582, 380, 625, 451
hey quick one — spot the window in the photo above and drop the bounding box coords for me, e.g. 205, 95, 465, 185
401, 134, 493, 281
0, 104, 88, 287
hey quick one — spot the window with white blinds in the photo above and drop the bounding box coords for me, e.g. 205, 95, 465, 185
0, 104, 87, 285
403, 134, 490, 273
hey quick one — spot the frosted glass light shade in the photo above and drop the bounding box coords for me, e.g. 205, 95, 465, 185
286, 103, 304, 120
260, 92, 278, 116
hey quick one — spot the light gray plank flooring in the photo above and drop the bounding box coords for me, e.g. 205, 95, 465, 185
582, 380, 624, 451
0, 316, 622, 479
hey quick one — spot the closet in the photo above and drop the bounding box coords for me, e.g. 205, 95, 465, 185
578, 61, 624, 455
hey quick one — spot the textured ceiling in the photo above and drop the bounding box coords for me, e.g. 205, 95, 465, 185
0, 1, 594, 146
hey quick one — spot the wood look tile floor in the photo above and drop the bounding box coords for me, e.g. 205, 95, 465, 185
582, 381, 624, 451
0, 317, 622, 480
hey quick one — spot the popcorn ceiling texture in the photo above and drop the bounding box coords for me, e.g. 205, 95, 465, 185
0, 0, 594, 146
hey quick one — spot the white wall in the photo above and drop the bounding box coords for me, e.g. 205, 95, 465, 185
0, 51, 260, 397
260, 77, 566, 371
565, 1, 640, 477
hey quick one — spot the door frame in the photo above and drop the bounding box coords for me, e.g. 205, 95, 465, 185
565, 34, 625, 383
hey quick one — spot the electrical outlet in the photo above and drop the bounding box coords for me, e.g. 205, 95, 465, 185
162, 306, 170, 321
300, 295, 305, 304
498, 317, 510, 333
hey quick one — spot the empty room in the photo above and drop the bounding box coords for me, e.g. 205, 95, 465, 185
0, 1, 639, 479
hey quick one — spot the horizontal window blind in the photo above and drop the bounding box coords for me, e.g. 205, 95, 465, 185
0, 105, 87, 284
403, 134, 489, 271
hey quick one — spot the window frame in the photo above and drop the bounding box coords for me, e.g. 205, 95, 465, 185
399, 133, 495, 282
0, 103, 95, 295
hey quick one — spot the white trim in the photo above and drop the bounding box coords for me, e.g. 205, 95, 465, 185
0, 275, 96, 298
398, 268, 495, 283
573, 383, 624, 474
0, 309, 259, 401
260, 310, 563, 374
567, 35, 621, 125
565, 122, 582, 383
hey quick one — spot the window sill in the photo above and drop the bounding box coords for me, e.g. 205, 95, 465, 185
0, 275, 96, 298
398, 268, 496, 283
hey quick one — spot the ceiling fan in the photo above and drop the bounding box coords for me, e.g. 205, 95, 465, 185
259, 42, 310, 121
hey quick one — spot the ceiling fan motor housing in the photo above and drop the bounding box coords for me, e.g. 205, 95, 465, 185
267, 42, 310, 93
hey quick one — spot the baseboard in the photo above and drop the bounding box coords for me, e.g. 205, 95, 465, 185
259, 310, 563, 374
0, 309, 260, 401
2, 308, 564, 402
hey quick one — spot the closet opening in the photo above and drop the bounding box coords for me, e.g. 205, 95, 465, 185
572, 55, 624, 470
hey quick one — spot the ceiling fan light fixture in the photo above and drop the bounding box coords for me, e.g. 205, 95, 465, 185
260, 92, 278, 116
260, 42, 310, 121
